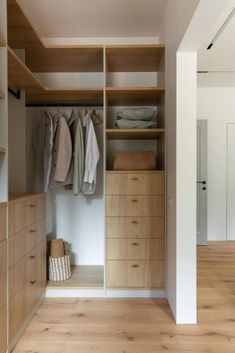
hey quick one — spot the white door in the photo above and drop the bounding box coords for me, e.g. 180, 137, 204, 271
227, 124, 235, 240
197, 120, 208, 245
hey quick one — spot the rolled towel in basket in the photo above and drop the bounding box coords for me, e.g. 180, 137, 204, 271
50, 239, 65, 258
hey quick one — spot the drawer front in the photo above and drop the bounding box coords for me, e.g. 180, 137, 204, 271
106, 217, 164, 238
9, 220, 45, 268
0, 306, 7, 353
106, 195, 164, 217
0, 272, 7, 311
9, 195, 45, 236
107, 239, 165, 260
0, 240, 7, 276
0, 205, 6, 242
106, 260, 165, 288
9, 285, 25, 343
106, 173, 164, 195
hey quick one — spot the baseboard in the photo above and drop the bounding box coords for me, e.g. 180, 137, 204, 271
106, 289, 166, 298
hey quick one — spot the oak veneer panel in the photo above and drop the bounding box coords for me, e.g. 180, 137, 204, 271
106, 87, 165, 106
106, 172, 164, 195
106, 217, 165, 239
106, 195, 164, 217
106, 128, 165, 140
107, 239, 165, 260
7, 1, 103, 72
0, 240, 7, 276
106, 260, 164, 288
26, 87, 103, 105
0, 306, 7, 353
0, 38, 6, 47
0, 204, 6, 242
106, 45, 165, 72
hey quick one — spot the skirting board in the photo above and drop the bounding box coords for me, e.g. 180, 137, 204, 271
46, 288, 165, 298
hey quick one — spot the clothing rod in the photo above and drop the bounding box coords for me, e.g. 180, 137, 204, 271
25, 103, 103, 107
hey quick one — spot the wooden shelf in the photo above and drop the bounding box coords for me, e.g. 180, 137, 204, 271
106, 128, 164, 140
8, 46, 103, 104
106, 45, 165, 72
0, 147, 6, 153
7, 0, 103, 72
106, 87, 164, 106
106, 170, 164, 174
0, 91, 5, 99
0, 38, 6, 47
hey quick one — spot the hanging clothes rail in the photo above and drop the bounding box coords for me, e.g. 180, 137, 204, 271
25, 103, 103, 107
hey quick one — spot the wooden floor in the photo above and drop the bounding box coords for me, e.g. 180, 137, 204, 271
13, 242, 235, 353
47, 265, 104, 289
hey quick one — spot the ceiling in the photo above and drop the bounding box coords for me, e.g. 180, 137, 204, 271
198, 1, 235, 86
17, 0, 166, 39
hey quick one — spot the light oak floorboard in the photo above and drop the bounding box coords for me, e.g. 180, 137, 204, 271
13, 241, 235, 353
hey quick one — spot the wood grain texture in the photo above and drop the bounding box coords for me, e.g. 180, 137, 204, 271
106, 45, 165, 72
106, 128, 164, 140
106, 172, 164, 195
106, 87, 165, 106
7, 0, 103, 72
12, 242, 235, 353
0, 204, 6, 242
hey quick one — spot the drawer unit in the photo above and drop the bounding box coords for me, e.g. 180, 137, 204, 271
106, 172, 165, 195
0, 204, 6, 242
9, 219, 45, 268
106, 216, 164, 238
106, 260, 165, 288
106, 195, 164, 217
107, 238, 165, 260
9, 193, 45, 236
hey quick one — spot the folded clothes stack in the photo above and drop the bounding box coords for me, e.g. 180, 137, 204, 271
115, 108, 156, 129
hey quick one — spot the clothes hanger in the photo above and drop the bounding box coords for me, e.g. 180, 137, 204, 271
91, 109, 103, 126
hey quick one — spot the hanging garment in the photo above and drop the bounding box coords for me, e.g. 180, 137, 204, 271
33, 110, 53, 192
67, 110, 84, 195
82, 112, 100, 194
50, 113, 72, 187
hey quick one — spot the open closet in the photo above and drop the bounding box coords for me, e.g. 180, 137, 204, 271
0, 0, 166, 351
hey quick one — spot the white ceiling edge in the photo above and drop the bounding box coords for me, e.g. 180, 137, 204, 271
42, 37, 160, 46
197, 73, 235, 87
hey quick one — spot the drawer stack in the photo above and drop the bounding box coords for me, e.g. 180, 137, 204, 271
0, 203, 7, 353
106, 171, 165, 288
8, 193, 46, 345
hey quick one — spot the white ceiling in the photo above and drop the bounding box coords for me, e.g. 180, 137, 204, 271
198, 1, 235, 86
17, 0, 166, 39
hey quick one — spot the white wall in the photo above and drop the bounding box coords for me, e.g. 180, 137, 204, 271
197, 87, 235, 241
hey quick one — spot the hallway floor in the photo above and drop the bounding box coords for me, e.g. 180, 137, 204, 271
13, 242, 235, 353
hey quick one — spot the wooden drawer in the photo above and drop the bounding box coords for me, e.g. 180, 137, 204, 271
9, 220, 45, 268
0, 204, 6, 242
106, 195, 164, 217
0, 306, 7, 353
9, 284, 25, 343
106, 239, 165, 260
106, 217, 164, 238
9, 194, 45, 236
106, 260, 165, 288
0, 240, 7, 276
0, 272, 7, 311
106, 172, 164, 195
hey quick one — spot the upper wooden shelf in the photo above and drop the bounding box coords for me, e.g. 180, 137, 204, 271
106, 45, 165, 72
0, 38, 6, 47
8, 46, 103, 104
106, 128, 164, 140
0, 91, 5, 99
7, 0, 103, 72
106, 87, 165, 106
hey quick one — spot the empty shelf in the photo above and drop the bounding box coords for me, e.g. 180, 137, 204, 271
106, 128, 165, 140
106, 87, 165, 106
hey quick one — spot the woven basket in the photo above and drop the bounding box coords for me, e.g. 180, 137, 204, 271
48, 255, 71, 281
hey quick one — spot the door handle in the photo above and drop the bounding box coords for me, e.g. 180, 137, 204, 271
197, 181, 206, 185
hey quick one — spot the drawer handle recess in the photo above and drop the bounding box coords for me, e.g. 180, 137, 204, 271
132, 264, 139, 268
30, 280, 36, 285
131, 199, 138, 203
132, 220, 139, 224
132, 242, 139, 246
131, 178, 139, 181
30, 204, 36, 208
30, 255, 36, 259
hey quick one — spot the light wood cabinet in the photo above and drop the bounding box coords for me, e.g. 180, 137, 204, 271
0, 306, 7, 353
8, 193, 46, 347
105, 171, 165, 289
106, 216, 164, 238
106, 195, 164, 217
0, 204, 6, 242
106, 172, 164, 195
